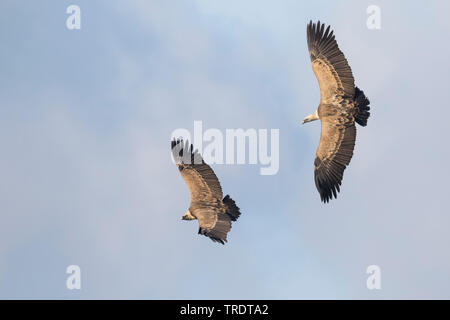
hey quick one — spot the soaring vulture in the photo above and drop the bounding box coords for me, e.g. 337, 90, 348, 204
302, 20, 371, 203
171, 138, 241, 244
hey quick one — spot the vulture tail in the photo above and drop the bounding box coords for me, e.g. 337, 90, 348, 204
354, 87, 371, 127
223, 195, 241, 221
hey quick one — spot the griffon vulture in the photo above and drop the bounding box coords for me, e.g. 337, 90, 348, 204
171, 139, 241, 244
302, 21, 371, 203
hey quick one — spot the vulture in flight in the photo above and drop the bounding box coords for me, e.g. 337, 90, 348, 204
171, 139, 241, 244
302, 20, 371, 203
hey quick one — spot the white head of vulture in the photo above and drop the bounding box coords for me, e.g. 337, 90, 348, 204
302, 20, 371, 203
171, 138, 241, 244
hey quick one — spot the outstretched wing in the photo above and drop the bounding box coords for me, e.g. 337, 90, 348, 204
196, 209, 232, 244
307, 20, 355, 103
314, 118, 356, 203
171, 138, 223, 205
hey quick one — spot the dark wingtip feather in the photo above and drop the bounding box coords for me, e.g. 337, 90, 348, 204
171, 137, 204, 165
199, 227, 227, 245
307, 20, 339, 62
171, 137, 182, 150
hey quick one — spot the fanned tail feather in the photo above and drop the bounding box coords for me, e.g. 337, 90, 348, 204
354, 87, 370, 127
222, 195, 241, 222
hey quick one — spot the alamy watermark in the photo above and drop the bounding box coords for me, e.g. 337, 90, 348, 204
66, 5, 81, 30
366, 5, 381, 30
366, 265, 381, 290
171, 121, 279, 175
66, 265, 81, 290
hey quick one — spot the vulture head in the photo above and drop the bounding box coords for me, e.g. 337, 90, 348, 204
302, 110, 319, 124
181, 210, 195, 220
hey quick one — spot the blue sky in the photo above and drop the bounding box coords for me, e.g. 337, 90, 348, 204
1, 0, 450, 299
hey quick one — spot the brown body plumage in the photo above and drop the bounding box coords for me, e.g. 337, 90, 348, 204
171, 139, 241, 244
303, 20, 371, 203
